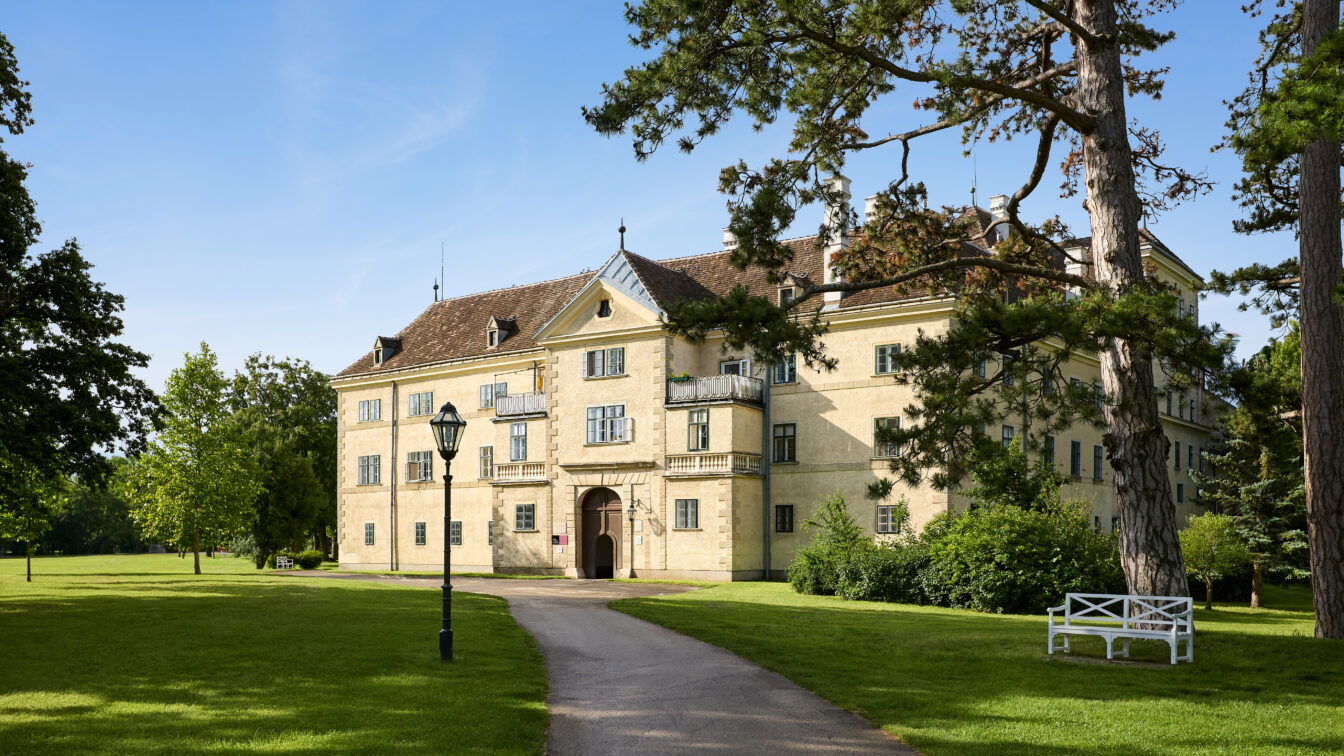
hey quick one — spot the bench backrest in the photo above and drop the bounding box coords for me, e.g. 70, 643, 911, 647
1062, 593, 1192, 632
276, 556, 292, 568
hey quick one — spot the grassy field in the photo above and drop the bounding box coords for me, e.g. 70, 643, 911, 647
612, 582, 1344, 755
0, 553, 547, 754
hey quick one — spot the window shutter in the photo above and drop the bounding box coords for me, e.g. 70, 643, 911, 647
580, 353, 589, 378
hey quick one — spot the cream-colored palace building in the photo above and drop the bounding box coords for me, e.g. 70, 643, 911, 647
332, 187, 1213, 579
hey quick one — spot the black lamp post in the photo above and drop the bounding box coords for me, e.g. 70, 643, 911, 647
429, 401, 466, 662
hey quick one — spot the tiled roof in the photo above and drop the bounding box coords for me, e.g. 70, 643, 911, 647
335, 221, 1192, 379
1064, 228, 1200, 281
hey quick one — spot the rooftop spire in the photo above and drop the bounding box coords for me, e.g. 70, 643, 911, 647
618, 219, 627, 251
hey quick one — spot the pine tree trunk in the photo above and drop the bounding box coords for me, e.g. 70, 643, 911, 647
1074, 0, 1187, 596
193, 524, 202, 575
1299, 0, 1344, 640
1251, 562, 1265, 609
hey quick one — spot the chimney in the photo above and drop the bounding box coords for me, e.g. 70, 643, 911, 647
863, 194, 879, 226
722, 227, 738, 250
822, 176, 851, 308
988, 194, 1008, 219
987, 194, 1010, 244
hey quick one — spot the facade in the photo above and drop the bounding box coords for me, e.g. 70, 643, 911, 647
332, 190, 1215, 580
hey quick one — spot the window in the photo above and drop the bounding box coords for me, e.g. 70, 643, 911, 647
1189, 399, 1197, 422
1093, 383, 1104, 409
773, 354, 797, 384
1188, 444, 1195, 470
875, 343, 902, 375
510, 423, 527, 461
1094, 515, 1102, 532
720, 358, 751, 375
414, 521, 426, 546
1176, 483, 1185, 504
586, 405, 630, 443
515, 503, 535, 531
1044, 435, 1056, 466
1166, 391, 1173, 416
597, 299, 612, 318
373, 348, 385, 365
775, 505, 794, 533
874, 417, 901, 458
479, 382, 508, 409
357, 399, 381, 422
674, 499, 699, 529
487, 521, 493, 546
1070, 441, 1082, 477
1178, 393, 1186, 419
1111, 515, 1120, 532
876, 505, 903, 534
357, 455, 381, 485
1092, 445, 1104, 482
582, 347, 626, 378
1174, 440, 1181, 470
688, 408, 709, 451
450, 520, 462, 546
487, 328, 501, 347
779, 286, 798, 305
408, 391, 434, 417
406, 451, 433, 482
773, 423, 797, 462
1001, 425, 1015, 449
1198, 447, 1205, 474
1178, 299, 1186, 318
1042, 378, 1057, 397
1001, 355, 1015, 386
479, 446, 494, 478
973, 359, 987, 379
364, 522, 375, 546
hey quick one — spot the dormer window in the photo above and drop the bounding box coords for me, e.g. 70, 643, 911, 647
487, 328, 501, 347
779, 286, 799, 306
372, 336, 401, 366
597, 299, 612, 318
486, 316, 515, 348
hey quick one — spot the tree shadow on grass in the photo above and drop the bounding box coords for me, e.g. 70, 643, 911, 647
613, 592, 1344, 756
0, 581, 547, 755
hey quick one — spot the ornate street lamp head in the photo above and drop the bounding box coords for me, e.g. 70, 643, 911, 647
429, 402, 466, 461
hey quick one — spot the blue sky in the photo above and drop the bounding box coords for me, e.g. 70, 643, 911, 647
7, 2, 1290, 389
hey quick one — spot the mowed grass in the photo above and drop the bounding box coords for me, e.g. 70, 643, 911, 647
612, 582, 1344, 755
0, 554, 547, 754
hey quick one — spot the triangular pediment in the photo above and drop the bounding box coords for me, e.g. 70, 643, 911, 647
534, 252, 664, 340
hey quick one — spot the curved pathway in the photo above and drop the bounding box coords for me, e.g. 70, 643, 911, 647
290, 573, 915, 755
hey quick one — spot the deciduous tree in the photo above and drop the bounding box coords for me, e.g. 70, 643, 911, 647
1180, 513, 1253, 610
587, 0, 1224, 594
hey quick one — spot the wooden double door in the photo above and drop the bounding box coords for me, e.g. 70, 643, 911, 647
581, 487, 622, 579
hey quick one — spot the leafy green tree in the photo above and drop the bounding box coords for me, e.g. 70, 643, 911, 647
788, 493, 871, 595
1197, 330, 1307, 608
0, 458, 66, 581
230, 355, 337, 556
243, 425, 324, 568
1180, 513, 1253, 610
1218, 0, 1344, 637
126, 344, 262, 574
962, 441, 1069, 512
0, 32, 159, 516
43, 460, 145, 555
586, 0, 1229, 596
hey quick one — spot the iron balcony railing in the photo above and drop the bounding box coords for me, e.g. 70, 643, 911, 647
666, 374, 763, 405
495, 391, 547, 417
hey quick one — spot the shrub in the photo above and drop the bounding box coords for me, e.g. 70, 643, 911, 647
295, 549, 325, 569
834, 540, 933, 604
787, 493, 871, 595
225, 534, 256, 560
926, 501, 1124, 614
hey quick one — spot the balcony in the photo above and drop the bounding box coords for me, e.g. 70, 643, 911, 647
492, 462, 546, 484
665, 452, 763, 477
666, 374, 763, 406
495, 391, 547, 417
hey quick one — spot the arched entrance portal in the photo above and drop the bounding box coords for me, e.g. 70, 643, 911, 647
581, 487, 622, 579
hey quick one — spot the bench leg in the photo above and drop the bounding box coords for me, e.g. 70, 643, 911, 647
1121, 638, 1131, 658
1105, 636, 1114, 660
1168, 640, 1177, 665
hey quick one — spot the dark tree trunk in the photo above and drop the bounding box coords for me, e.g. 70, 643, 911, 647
26, 541, 32, 583
1075, 0, 1187, 596
192, 523, 202, 575
1299, 0, 1344, 640
1204, 577, 1214, 611
1251, 562, 1265, 609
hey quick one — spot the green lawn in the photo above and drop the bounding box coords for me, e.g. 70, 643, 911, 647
612, 582, 1343, 755
0, 553, 547, 754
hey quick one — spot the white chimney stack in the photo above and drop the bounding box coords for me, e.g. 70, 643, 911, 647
863, 194, 879, 226
822, 176, 851, 308
722, 227, 738, 250
988, 194, 1008, 219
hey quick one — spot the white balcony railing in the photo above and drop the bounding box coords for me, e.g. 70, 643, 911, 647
665, 452, 763, 476
496, 391, 547, 417
493, 462, 545, 483
666, 374, 763, 405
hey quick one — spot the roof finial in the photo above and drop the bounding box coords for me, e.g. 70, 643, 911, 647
433, 278, 440, 302
619, 218, 627, 251
970, 152, 978, 209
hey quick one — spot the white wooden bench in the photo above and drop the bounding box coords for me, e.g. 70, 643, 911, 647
1047, 593, 1194, 664
275, 556, 295, 570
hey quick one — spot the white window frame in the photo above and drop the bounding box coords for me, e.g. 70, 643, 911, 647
875, 343, 902, 375
674, 499, 699, 529
581, 347, 626, 378
408, 391, 434, 417
876, 505, 902, 534
358, 399, 381, 423
364, 522, 375, 546
406, 450, 433, 482
586, 405, 630, 444
357, 455, 381, 486
414, 521, 426, 546
487, 328, 501, 347
479, 382, 508, 409
1001, 425, 1015, 449
874, 417, 901, 458
479, 446, 494, 479
509, 423, 527, 462
688, 408, 709, 451
719, 358, 751, 376
515, 503, 535, 531
773, 354, 797, 384
450, 520, 462, 546
778, 286, 798, 305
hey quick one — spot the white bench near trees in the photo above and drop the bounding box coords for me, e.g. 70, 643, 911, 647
275, 556, 295, 570
1047, 593, 1194, 665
